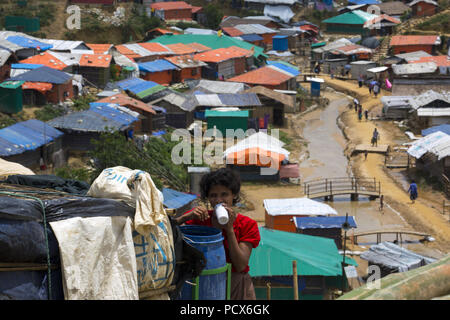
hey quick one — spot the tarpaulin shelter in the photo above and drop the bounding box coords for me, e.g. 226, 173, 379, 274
360, 241, 436, 277
263, 197, 338, 233
294, 216, 357, 249
115, 77, 166, 102
162, 188, 197, 215
422, 124, 450, 136
249, 227, 357, 300
138, 59, 178, 85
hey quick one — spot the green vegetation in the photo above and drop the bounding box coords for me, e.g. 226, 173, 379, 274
0, 111, 26, 129
0, 1, 55, 29
34, 104, 65, 122
54, 166, 92, 184
204, 4, 223, 30
415, 12, 450, 33
72, 95, 96, 111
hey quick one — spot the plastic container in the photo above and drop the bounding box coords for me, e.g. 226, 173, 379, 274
215, 203, 229, 225
178, 225, 227, 300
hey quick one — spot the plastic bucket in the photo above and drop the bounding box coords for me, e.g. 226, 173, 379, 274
178, 225, 227, 300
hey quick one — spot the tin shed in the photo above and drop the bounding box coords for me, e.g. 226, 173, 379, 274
272, 35, 289, 51
350, 60, 377, 79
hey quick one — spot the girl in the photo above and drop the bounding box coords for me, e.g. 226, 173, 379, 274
175, 168, 260, 300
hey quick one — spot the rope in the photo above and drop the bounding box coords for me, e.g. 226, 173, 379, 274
0, 191, 53, 300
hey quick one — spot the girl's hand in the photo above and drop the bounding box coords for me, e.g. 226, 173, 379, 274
211, 203, 236, 232
190, 206, 209, 222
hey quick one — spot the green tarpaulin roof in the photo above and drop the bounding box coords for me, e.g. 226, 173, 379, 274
205, 110, 249, 117
0, 80, 24, 89
249, 227, 357, 277
322, 10, 378, 25
148, 34, 267, 59
311, 42, 326, 48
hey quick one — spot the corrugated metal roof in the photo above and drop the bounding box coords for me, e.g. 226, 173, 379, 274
407, 131, 450, 160
148, 34, 265, 58
392, 62, 437, 75
390, 35, 440, 46
395, 50, 432, 62
96, 93, 156, 114
0, 39, 25, 53
79, 54, 112, 68
0, 119, 63, 155
227, 65, 293, 85
417, 108, 450, 117
184, 28, 217, 35
294, 216, 357, 229
194, 46, 252, 63
410, 90, 450, 110
165, 43, 197, 55
138, 59, 178, 73
264, 5, 295, 23
222, 27, 244, 37
0, 48, 12, 67
41, 39, 86, 51
239, 34, 264, 42
47, 110, 125, 132
8, 66, 72, 84
162, 188, 197, 209
196, 93, 261, 107
234, 24, 277, 35
89, 103, 139, 126
164, 55, 207, 68
6, 36, 53, 50
20, 51, 68, 70
411, 55, 450, 67
195, 80, 246, 94
150, 1, 192, 10
86, 43, 113, 54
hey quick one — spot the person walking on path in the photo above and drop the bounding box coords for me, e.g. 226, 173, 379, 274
364, 109, 369, 121
371, 128, 379, 147
408, 180, 418, 204
358, 74, 363, 88
364, 150, 368, 160
353, 98, 359, 112
358, 106, 362, 121
373, 82, 380, 98
368, 82, 373, 96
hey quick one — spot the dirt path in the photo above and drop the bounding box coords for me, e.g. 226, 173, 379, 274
321, 75, 450, 253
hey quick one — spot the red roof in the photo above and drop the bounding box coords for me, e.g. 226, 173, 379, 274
150, 1, 192, 10
147, 28, 180, 35
22, 82, 53, 93
390, 35, 440, 46
191, 6, 203, 13
115, 45, 141, 60
222, 27, 244, 37
96, 93, 156, 114
185, 42, 211, 52
79, 54, 112, 68
411, 55, 450, 67
194, 46, 252, 63
20, 52, 67, 70
138, 42, 172, 54
86, 43, 113, 54
165, 43, 197, 55
227, 66, 293, 86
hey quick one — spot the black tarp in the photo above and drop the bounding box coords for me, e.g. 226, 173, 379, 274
3, 175, 90, 195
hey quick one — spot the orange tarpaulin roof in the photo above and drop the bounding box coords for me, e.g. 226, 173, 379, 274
226, 147, 285, 168
22, 82, 53, 93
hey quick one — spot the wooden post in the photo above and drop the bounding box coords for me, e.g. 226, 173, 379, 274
293, 260, 299, 300
266, 282, 271, 300
325, 179, 328, 192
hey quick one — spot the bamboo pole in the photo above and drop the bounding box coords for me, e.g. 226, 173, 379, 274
266, 282, 271, 301
293, 260, 299, 300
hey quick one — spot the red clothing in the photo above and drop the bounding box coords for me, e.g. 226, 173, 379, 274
185, 209, 260, 273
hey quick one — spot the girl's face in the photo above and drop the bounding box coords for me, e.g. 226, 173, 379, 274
207, 184, 235, 208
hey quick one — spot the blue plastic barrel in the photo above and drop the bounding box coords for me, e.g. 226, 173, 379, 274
178, 225, 227, 300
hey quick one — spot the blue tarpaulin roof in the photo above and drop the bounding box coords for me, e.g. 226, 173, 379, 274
6, 36, 53, 50
240, 34, 263, 42
294, 216, 357, 230
0, 119, 63, 156
47, 110, 126, 133
11, 63, 44, 69
89, 103, 139, 126
138, 59, 178, 73
267, 61, 300, 77
422, 124, 450, 136
8, 66, 72, 84
116, 77, 165, 97
162, 188, 197, 209
273, 35, 288, 39
348, 0, 380, 4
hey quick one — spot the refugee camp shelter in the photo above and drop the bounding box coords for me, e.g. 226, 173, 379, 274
162, 187, 197, 216
205, 109, 249, 136
408, 0, 438, 17
227, 65, 297, 90
360, 242, 436, 278
389, 35, 441, 55
322, 10, 378, 35
150, 1, 193, 21
47, 105, 138, 152
375, 1, 410, 19
0, 119, 64, 169
363, 15, 401, 36
381, 95, 414, 119
409, 90, 450, 129
95, 93, 157, 133
114, 77, 167, 102
77, 53, 112, 88
263, 197, 338, 233
294, 216, 357, 249
249, 227, 358, 300
8, 66, 74, 105
0, 80, 23, 114
407, 131, 450, 183
350, 60, 377, 80
138, 59, 179, 85
164, 55, 207, 83
224, 131, 289, 181
150, 92, 196, 128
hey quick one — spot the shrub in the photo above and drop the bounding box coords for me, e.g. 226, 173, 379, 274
34, 105, 65, 122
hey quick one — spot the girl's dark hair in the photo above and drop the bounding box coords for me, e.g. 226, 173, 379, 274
200, 168, 241, 204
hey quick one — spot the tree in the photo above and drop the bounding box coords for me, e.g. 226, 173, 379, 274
204, 4, 223, 30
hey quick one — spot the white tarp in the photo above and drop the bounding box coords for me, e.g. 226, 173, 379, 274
263, 197, 338, 216
49, 216, 139, 300
264, 5, 294, 23
407, 131, 450, 160
195, 94, 225, 107
223, 131, 289, 159
0, 158, 35, 178
367, 66, 388, 73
